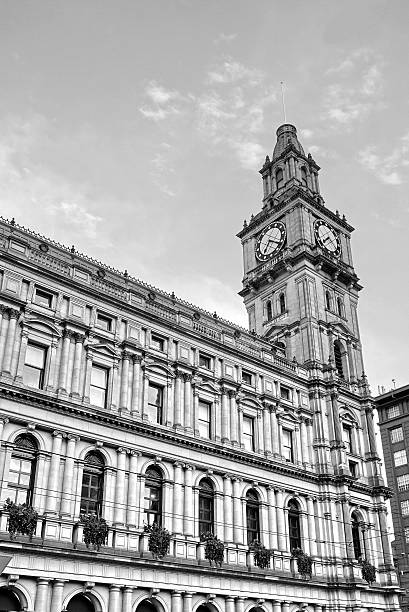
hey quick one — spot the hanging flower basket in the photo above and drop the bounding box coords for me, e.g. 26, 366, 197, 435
200, 532, 224, 567
80, 514, 109, 551
292, 547, 313, 579
144, 523, 171, 559
4, 499, 38, 540
361, 559, 376, 584
250, 540, 272, 569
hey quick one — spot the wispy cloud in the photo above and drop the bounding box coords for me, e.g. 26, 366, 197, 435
207, 59, 263, 86
214, 32, 238, 45
323, 49, 385, 127
358, 132, 409, 185
139, 81, 183, 122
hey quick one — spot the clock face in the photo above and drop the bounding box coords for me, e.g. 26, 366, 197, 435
314, 220, 341, 256
255, 221, 286, 262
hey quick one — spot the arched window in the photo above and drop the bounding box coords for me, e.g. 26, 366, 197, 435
80, 452, 104, 516
288, 499, 301, 551
266, 300, 272, 322
325, 291, 332, 311
6, 435, 38, 505
300, 166, 308, 187
143, 466, 163, 526
279, 293, 286, 314
276, 168, 284, 189
334, 340, 345, 378
246, 489, 260, 544
351, 513, 362, 560
199, 478, 214, 534
337, 297, 344, 317
67, 594, 95, 612
0, 588, 22, 611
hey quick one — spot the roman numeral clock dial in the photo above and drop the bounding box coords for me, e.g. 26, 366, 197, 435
255, 221, 286, 261
314, 219, 341, 257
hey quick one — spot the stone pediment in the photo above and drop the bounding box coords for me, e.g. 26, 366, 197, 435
145, 362, 174, 378
91, 343, 118, 358
23, 316, 61, 338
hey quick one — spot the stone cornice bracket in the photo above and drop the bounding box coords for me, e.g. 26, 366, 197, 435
94, 440, 104, 448
84, 582, 95, 591
206, 594, 216, 602
7, 575, 19, 585
149, 589, 160, 599
26, 422, 36, 431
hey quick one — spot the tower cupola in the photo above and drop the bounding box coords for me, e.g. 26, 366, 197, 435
260, 123, 321, 202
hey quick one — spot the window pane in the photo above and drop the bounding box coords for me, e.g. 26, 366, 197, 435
90, 386, 106, 408
151, 335, 164, 351
91, 366, 107, 388
34, 289, 52, 307
96, 314, 112, 331
394, 450, 407, 466
391, 427, 404, 443
26, 345, 46, 368
397, 474, 409, 491
401, 500, 409, 516
387, 405, 400, 419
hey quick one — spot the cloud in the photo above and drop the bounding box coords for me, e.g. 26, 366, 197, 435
323, 49, 385, 127
300, 128, 314, 139
358, 132, 409, 185
139, 81, 183, 122
48, 201, 103, 239
207, 59, 263, 86
236, 142, 264, 171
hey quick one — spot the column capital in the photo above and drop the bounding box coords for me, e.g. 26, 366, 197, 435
36, 578, 50, 585
67, 433, 80, 442
0, 417, 9, 425
185, 463, 194, 471
132, 354, 143, 364
8, 308, 20, 320
52, 430, 65, 439
117, 446, 130, 454
109, 584, 122, 591
130, 449, 142, 457
122, 351, 132, 361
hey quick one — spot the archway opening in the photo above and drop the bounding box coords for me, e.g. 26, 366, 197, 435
0, 588, 22, 611
135, 601, 157, 612
67, 594, 95, 612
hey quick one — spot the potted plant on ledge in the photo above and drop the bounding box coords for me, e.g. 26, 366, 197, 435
360, 558, 376, 584
200, 532, 225, 567
250, 540, 272, 569
144, 523, 171, 559
292, 547, 313, 579
80, 514, 109, 551
4, 499, 38, 541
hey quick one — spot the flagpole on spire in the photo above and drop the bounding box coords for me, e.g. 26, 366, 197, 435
280, 81, 287, 123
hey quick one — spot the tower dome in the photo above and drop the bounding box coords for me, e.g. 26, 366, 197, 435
272, 124, 305, 160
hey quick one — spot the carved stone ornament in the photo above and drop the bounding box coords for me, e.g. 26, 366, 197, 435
96, 269, 106, 279
39, 243, 49, 253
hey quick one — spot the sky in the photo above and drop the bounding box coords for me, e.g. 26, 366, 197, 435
0, 0, 408, 394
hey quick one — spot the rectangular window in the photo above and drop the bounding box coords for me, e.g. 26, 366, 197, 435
349, 461, 358, 478
6, 456, 35, 504
282, 428, 294, 462
391, 426, 404, 443
198, 400, 211, 438
280, 386, 291, 401
242, 416, 255, 451
90, 365, 109, 408
147, 383, 163, 424
96, 312, 113, 332
199, 353, 211, 369
394, 449, 407, 467
387, 405, 401, 419
23, 343, 47, 389
151, 334, 165, 352
34, 287, 53, 308
397, 474, 409, 492
242, 371, 253, 386
401, 500, 409, 516
343, 425, 353, 453
405, 527, 409, 543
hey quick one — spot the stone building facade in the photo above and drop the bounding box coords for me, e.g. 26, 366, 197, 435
0, 124, 400, 612
375, 384, 409, 612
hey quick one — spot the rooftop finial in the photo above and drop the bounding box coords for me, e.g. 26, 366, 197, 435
280, 81, 287, 123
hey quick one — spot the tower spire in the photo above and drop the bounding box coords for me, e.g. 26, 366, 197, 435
280, 81, 287, 123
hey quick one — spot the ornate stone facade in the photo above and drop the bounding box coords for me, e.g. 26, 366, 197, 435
0, 125, 400, 612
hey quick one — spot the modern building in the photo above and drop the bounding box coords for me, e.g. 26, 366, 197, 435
0, 123, 400, 612
375, 384, 409, 612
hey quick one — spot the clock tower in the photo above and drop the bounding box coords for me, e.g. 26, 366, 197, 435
238, 124, 364, 382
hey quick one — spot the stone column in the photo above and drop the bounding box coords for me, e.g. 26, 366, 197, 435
61, 434, 79, 516
235, 599, 246, 612
192, 386, 199, 434
109, 585, 121, 612
256, 410, 264, 453
268, 486, 278, 550
184, 374, 193, 432
307, 496, 317, 556
263, 406, 272, 455
174, 373, 183, 427
166, 379, 175, 427
233, 477, 243, 544
173, 462, 184, 534
282, 602, 290, 612
183, 464, 194, 536
226, 597, 235, 612
276, 489, 287, 551
114, 447, 128, 525
45, 431, 64, 515
82, 350, 93, 403
272, 602, 281, 612
104, 467, 116, 524
0, 307, 7, 366
50, 579, 66, 612
120, 352, 131, 412
110, 361, 120, 410
2, 309, 18, 374
127, 451, 141, 527
45, 338, 59, 390
365, 407, 377, 455
300, 418, 309, 466
229, 391, 238, 444
130, 356, 142, 416
71, 334, 84, 397
122, 586, 134, 612
378, 505, 392, 565
171, 591, 183, 612
221, 388, 230, 442
271, 408, 279, 456
215, 396, 222, 442
35, 578, 50, 612
183, 593, 193, 612
14, 329, 29, 382
301, 510, 310, 554
223, 474, 233, 542
58, 330, 71, 392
